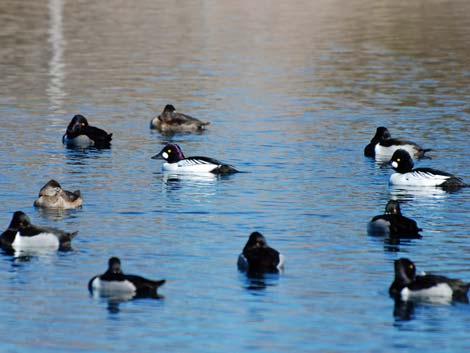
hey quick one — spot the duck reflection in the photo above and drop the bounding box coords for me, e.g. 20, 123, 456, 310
35, 206, 80, 221
393, 299, 416, 321
240, 272, 281, 292
160, 172, 219, 192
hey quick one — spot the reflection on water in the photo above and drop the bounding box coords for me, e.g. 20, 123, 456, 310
0, 0, 469, 352
47, 0, 66, 113
393, 299, 416, 321
35, 206, 80, 221
240, 272, 280, 292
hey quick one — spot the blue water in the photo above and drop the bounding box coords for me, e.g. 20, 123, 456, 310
0, 0, 469, 352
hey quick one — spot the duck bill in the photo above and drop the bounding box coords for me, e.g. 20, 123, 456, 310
151, 152, 163, 160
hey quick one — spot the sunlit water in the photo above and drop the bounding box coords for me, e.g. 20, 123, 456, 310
0, 0, 469, 352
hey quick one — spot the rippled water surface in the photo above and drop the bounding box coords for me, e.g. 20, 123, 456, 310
1, 0, 469, 352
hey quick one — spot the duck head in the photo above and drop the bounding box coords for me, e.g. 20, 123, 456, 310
151, 143, 186, 163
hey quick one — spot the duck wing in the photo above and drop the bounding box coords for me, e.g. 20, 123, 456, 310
82, 125, 112, 146
390, 215, 422, 238
187, 156, 239, 174
125, 275, 165, 298
244, 247, 280, 273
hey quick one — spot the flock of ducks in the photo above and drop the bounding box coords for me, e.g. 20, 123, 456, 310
364, 126, 469, 305
0, 112, 468, 305
0, 106, 282, 301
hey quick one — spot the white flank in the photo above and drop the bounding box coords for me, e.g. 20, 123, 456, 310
277, 254, 286, 270
162, 159, 219, 173
367, 219, 391, 236
64, 134, 93, 146
12, 232, 60, 250
91, 278, 136, 294
237, 254, 249, 271
390, 171, 449, 186
401, 283, 453, 304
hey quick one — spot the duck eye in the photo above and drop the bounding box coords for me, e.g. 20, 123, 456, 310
409, 264, 414, 269
168, 149, 172, 153
396, 158, 401, 162
81, 123, 85, 126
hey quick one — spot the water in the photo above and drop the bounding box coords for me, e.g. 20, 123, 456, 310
0, 0, 469, 352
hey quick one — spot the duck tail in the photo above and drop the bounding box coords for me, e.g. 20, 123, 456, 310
212, 164, 239, 174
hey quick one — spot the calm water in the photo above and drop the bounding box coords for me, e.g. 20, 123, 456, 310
0, 0, 469, 352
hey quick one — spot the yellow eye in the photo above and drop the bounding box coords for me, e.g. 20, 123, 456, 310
168, 149, 172, 153
409, 264, 414, 269
396, 158, 401, 162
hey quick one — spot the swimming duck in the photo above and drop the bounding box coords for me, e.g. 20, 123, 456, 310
63, 114, 112, 147
389, 258, 470, 303
33, 180, 83, 209
237, 232, 285, 274
0, 211, 78, 252
389, 149, 468, 189
364, 127, 431, 160
367, 200, 422, 238
152, 143, 238, 174
150, 104, 210, 133
88, 257, 165, 299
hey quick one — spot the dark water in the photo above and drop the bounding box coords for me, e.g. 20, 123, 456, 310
0, 0, 469, 352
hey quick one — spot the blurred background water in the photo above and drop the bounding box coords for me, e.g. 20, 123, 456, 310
0, 0, 469, 352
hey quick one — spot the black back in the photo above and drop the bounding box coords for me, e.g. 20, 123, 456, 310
64, 114, 112, 147
89, 257, 165, 298
0, 211, 77, 251
242, 232, 281, 274
390, 258, 470, 303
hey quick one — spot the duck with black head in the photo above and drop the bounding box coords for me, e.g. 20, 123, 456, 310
237, 232, 285, 275
88, 257, 165, 299
0, 211, 78, 253
364, 126, 431, 160
368, 200, 422, 238
389, 149, 468, 189
390, 258, 470, 304
63, 114, 112, 148
152, 143, 238, 174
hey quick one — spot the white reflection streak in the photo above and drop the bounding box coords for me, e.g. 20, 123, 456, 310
47, 0, 66, 113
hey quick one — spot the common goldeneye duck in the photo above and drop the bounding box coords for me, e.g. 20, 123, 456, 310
88, 257, 165, 299
389, 149, 468, 189
33, 179, 83, 209
364, 127, 431, 160
150, 104, 210, 133
63, 114, 112, 147
368, 200, 422, 238
237, 232, 285, 274
151, 143, 239, 174
0, 211, 78, 253
389, 258, 470, 303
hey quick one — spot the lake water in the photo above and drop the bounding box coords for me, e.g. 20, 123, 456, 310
0, 0, 469, 352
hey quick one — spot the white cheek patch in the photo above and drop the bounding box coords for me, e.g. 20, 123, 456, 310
162, 152, 169, 159
391, 161, 398, 168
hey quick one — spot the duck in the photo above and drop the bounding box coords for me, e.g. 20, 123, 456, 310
389, 258, 470, 303
151, 143, 238, 174
367, 200, 422, 238
389, 149, 468, 189
88, 257, 165, 299
62, 114, 112, 147
237, 231, 285, 274
150, 104, 210, 133
0, 211, 78, 252
33, 180, 83, 209
364, 127, 431, 160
